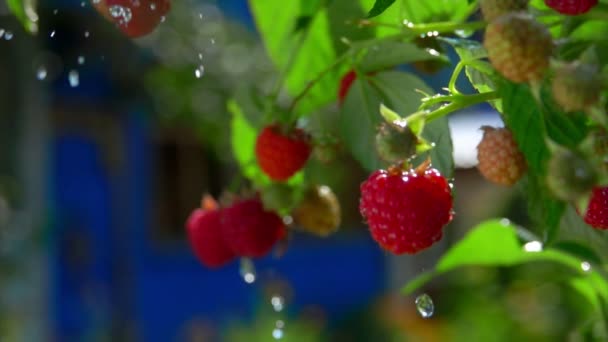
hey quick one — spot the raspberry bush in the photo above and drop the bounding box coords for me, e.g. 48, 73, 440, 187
9, 0, 608, 338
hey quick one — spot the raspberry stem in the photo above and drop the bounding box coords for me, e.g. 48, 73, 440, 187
422, 91, 500, 122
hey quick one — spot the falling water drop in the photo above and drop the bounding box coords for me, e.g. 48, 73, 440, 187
50, 30, 56, 38
271, 295, 284, 312
272, 320, 285, 340
84, 31, 90, 38
4, 31, 13, 40
150, 2, 156, 10
0, 29, 4, 39
415, 293, 434, 318
80, 2, 86, 7
36, 67, 47, 80
77, 56, 85, 65
68, 70, 80, 87
194, 65, 205, 78
272, 328, 284, 340
239, 258, 256, 284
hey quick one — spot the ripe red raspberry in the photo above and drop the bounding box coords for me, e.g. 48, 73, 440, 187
359, 166, 453, 254
545, 0, 598, 15
338, 71, 357, 105
578, 186, 608, 229
480, 0, 529, 22
483, 13, 553, 83
477, 126, 527, 186
222, 198, 287, 258
186, 198, 235, 268
255, 125, 311, 181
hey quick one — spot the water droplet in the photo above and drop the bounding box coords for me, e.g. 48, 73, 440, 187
68, 70, 79, 87
282, 215, 293, 225
4, 31, 13, 40
53, 9, 59, 15
197, 53, 203, 60
36, 67, 47, 80
80, 1, 86, 7
239, 258, 256, 284
581, 261, 592, 272
415, 293, 434, 318
523, 241, 543, 253
160, 16, 166, 23
150, 2, 156, 10
198, 13, 203, 20
50, 30, 55, 38
84, 31, 90, 38
499, 218, 511, 227
271, 295, 284, 312
0, 29, 4, 39
272, 328, 284, 340
194, 65, 205, 78
109, 5, 132, 23
77, 56, 85, 65
92, 0, 100, 4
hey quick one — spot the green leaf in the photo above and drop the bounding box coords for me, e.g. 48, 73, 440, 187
249, 1, 338, 116
366, 0, 396, 18
500, 82, 549, 173
250, 0, 376, 116
524, 174, 566, 245
399, 0, 471, 23
6, 0, 38, 33
402, 219, 608, 314
339, 77, 387, 171
355, 40, 450, 73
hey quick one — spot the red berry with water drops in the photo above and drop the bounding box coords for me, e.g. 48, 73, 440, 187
359, 164, 453, 254
255, 125, 311, 181
93, 0, 171, 38
222, 198, 287, 258
186, 196, 235, 268
579, 186, 608, 229
545, 0, 598, 15
338, 70, 357, 105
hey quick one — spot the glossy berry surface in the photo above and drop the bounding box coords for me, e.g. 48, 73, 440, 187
580, 186, 608, 229
359, 167, 453, 254
477, 126, 527, 186
255, 125, 311, 181
222, 198, 286, 258
545, 0, 598, 15
186, 208, 235, 268
94, 0, 171, 38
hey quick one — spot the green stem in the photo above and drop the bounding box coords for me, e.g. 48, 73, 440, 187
403, 20, 486, 35
424, 91, 500, 122
448, 61, 465, 94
